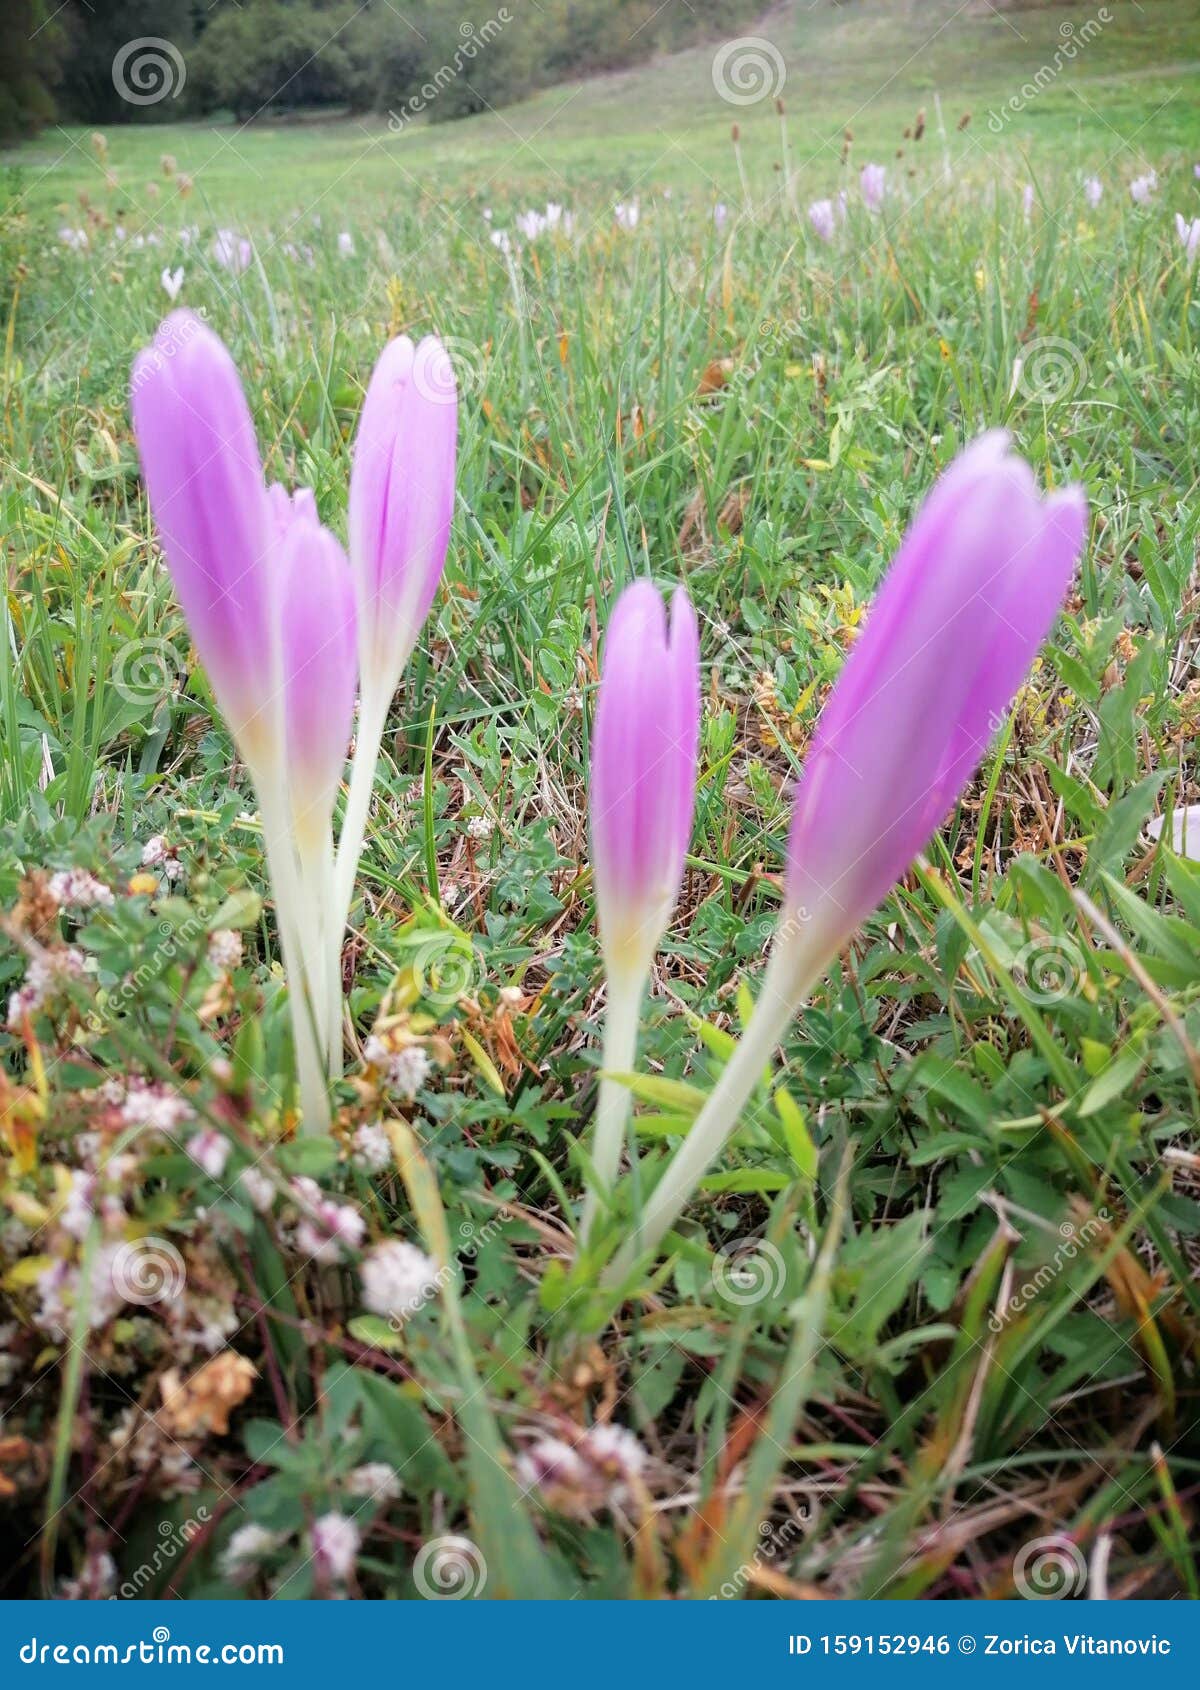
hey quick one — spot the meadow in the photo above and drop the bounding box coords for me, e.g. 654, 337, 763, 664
1, 0, 1200, 1602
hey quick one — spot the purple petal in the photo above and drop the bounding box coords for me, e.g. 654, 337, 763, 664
347, 334, 457, 691
130, 312, 272, 746
785, 436, 1086, 945
590, 581, 701, 968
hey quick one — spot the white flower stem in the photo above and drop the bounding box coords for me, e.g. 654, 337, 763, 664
580, 968, 645, 1243
333, 684, 390, 941
256, 776, 331, 1136
603, 941, 814, 1283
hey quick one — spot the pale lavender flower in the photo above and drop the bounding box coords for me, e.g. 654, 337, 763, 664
614, 199, 640, 231
1175, 212, 1200, 265
212, 229, 252, 272
860, 163, 885, 211
337, 231, 355, 257
1084, 176, 1102, 208
808, 198, 836, 243
187, 1129, 230, 1181
161, 266, 184, 300
1130, 170, 1157, 205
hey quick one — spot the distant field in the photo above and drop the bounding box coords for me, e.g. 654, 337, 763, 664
5, 0, 1200, 224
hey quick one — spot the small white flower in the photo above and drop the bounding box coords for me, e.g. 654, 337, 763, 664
161, 266, 184, 300
361, 1240, 439, 1322
351, 1121, 391, 1174
207, 929, 242, 970
337, 231, 354, 256
47, 868, 114, 909
387, 1045, 430, 1101
239, 1166, 276, 1212
187, 1128, 230, 1181
346, 1462, 401, 1500
123, 1083, 193, 1134
465, 814, 494, 840
140, 835, 168, 866
221, 1522, 281, 1582
311, 1513, 359, 1582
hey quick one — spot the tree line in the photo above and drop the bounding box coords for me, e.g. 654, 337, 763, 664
1, 0, 763, 139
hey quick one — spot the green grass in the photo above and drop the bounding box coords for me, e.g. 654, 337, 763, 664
1, 0, 1199, 1601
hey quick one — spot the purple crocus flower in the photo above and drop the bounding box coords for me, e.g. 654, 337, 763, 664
347, 334, 457, 701
1130, 170, 1157, 205
860, 163, 886, 211
582, 579, 699, 1239
1084, 176, 1103, 208
590, 581, 700, 976
606, 434, 1087, 1273
808, 198, 836, 242
333, 334, 458, 927
270, 486, 358, 846
1175, 212, 1200, 266
130, 311, 274, 761
783, 431, 1085, 962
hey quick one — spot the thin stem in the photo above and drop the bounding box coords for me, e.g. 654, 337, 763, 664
604, 942, 813, 1282
581, 969, 645, 1243
333, 685, 390, 934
